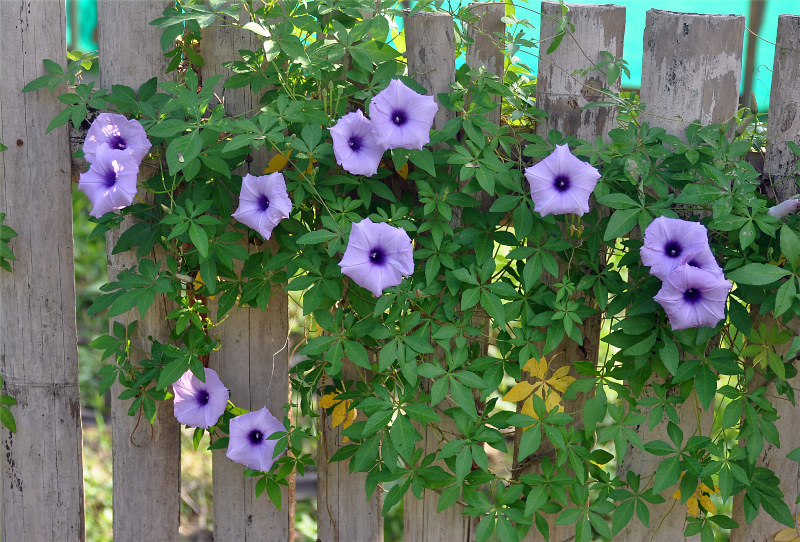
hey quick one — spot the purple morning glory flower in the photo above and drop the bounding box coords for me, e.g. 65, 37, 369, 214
226, 406, 286, 472
524, 144, 601, 216
653, 264, 732, 331
369, 79, 439, 150
83, 112, 151, 164
767, 198, 800, 218
676, 244, 724, 277
232, 173, 292, 240
77, 145, 140, 218
329, 110, 385, 177
172, 367, 229, 429
339, 217, 414, 297
641, 217, 713, 281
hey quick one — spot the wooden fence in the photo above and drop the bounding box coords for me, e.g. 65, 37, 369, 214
1, 0, 799, 541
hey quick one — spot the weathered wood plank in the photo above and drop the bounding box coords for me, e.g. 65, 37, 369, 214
617, 10, 744, 541
731, 14, 800, 542
466, 2, 506, 128
0, 0, 86, 540
403, 11, 474, 542
96, 2, 181, 540
536, 1, 626, 142
640, 9, 745, 140
202, 19, 296, 541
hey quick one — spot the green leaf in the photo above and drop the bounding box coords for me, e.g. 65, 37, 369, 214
653, 455, 681, 493
694, 365, 717, 410
408, 149, 436, 176
727, 263, 790, 286
781, 225, 800, 268
188, 223, 209, 258
166, 131, 203, 174
297, 229, 337, 244
156, 356, 190, 389
774, 278, 797, 318
344, 340, 370, 369
0, 406, 16, 433
604, 209, 639, 241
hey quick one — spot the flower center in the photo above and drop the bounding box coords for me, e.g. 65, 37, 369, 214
553, 175, 570, 192
687, 259, 700, 268
103, 168, 118, 188
196, 390, 210, 406
108, 135, 127, 151
248, 430, 263, 445
683, 287, 702, 303
370, 248, 386, 265
664, 241, 682, 258
348, 136, 362, 151
391, 110, 407, 126
258, 194, 270, 211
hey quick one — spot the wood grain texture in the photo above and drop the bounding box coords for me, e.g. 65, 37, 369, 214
202, 19, 296, 541
403, 12, 476, 542
536, 1, 626, 142
730, 15, 800, 542
466, 2, 506, 128
97, 2, 181, 540
0, 0, 86, 540
640, 9, 744, 140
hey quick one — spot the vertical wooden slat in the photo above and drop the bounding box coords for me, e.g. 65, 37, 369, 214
617, 10, 744, 541
317, 364, 383, 542
202, 19, 296, 542
640, 9, 745, 140
731, 14, 800, 542
536, 1, 626, 142
0, 0, 86, 540
96, 2, 181, 541
515, 4, 625, 542
402, 11, 469, 542
466, 1, 506, 127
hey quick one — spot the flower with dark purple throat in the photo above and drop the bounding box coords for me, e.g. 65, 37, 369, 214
653, 264, 732, 330
226, 407, 286, 472
77, 145, 140, 218
767, 198, 800, 218
339, 217, 414, 297
232, 173, 293, 240
524, 144, 601, 216
83, 112, 151, 164
172, 367, 229, 429
369, 79, 438, 150
640, 216, 712, 280
329, 110, 385, 176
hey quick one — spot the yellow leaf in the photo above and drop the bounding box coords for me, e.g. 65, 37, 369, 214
343, 406, 357, 429
520, 397, 538, 424
527, 357, 548, 380
544, 390, 562, 413
331, 400, 351, 428
672, 488, 682, 500
687, 495, 700, 517
397, 162, 409, 179
774, 527, 800, 542
265, 151, 290, 174
503, 381, 535, 403
319, 392, 338, 409
698, 494, 716, 515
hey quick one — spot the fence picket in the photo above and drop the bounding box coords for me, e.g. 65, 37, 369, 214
0, 0, 86, 540
96, 2, 182, 540
731, 14, 800, 541
617, 10, 744, 541
202, 19, 297, 541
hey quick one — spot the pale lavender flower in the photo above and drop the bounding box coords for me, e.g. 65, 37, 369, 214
767, 198, 800, 218
232, 173, 292, 240
226, 407, 286, 472
83, 112, 151, 164
339, 217, 414, 297
77, 145, 140, 218
640, 216, 711, 281
369, 79, 438, 150
676, 244, 724, 277
653, 264, 732, 331
330, 110, 385, 177
524, 144, 601, 216
172, 367, 229, 429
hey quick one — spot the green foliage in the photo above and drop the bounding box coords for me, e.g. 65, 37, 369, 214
28, 0, 800, 539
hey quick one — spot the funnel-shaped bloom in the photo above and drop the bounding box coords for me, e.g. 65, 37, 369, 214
339, 217, 414, 297
172, 367, 229, 429
84, 112, 151, 164
641, 217, 711, 281
524, 144, 601, 216
330, 110, 385, 177
226, 407, 286, 472
369, 79, 438, 150
676, 244, 724, 277
654, 264, 732, 331
77, 145, 140, 218
232, 173, 292, 240
768, 198, 800, 218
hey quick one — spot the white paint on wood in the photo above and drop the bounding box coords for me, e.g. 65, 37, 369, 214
537, 1, 626, 142
0, 0, 86, 539
97, 2, 181, 540
640, 9, 744, 140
